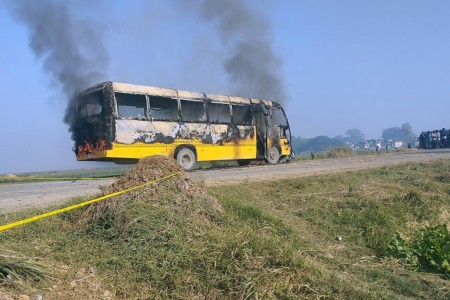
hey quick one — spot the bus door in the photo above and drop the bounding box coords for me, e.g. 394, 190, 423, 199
252, 103, 268, 159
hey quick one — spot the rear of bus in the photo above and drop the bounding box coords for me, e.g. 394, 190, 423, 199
74, 82, 114, 161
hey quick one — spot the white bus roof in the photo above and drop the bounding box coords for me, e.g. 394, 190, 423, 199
100, 82, 274, 106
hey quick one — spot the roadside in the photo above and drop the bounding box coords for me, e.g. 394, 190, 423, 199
1, 149, 450, 213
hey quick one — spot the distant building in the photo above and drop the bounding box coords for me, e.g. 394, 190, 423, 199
394, 141, 404, 148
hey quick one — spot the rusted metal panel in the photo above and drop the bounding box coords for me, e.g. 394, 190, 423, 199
112, 82, 178, 98
228, 96, 250, 104
177, 90, 205, 100
78, 83, 105, 96
250, 98, 272, 106
111, 82, 275, 107
205, 93, 230, 103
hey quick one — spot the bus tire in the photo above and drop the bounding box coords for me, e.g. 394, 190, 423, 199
237, 159, 251, 166
176, 148, 196, 171
266, 147, 280, 164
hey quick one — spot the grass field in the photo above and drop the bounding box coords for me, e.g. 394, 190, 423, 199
1, 159, 450, 299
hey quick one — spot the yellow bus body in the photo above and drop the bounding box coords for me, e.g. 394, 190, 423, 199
77, 128, 261, 162
74, 82, 293, 168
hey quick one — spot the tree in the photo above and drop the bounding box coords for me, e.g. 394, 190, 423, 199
382, 123, 417, 142
345, 128, 365, 143
382, 127, 402, 141
401, 123, 417, 142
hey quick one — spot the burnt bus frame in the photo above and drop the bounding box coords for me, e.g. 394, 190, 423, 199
75, 81, 292, 161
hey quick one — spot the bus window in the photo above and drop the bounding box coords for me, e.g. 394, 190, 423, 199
272, 108, 288, 126
232, 104, 252, 125
149, 96, 179, 121
77, 90, 103, 118
209, 102, 231, 123
116, 93, 147, 119
180, 99, 206, 122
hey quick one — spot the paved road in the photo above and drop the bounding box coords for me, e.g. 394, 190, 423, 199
191, 149, 450, 184
0, 179, 115, 213
1, 149, 450, 213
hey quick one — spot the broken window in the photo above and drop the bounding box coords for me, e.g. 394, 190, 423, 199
272, 108, 288, 126
209, 102, 231, 123
232, 104, 252, 125
116, 93, 147, 119
180, 99, 206, 122
77, 90, 103, 118
149, 96, 179, 121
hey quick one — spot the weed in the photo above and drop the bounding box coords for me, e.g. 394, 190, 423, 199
387, 224, 450, 277
403, 190, 423, 204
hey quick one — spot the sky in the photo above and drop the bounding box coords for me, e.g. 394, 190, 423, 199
1, 0, 450, 174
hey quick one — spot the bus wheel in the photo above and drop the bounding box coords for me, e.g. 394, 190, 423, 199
266, 147, 280, 164
237, 159, 251, 166
176, 148, 196, 171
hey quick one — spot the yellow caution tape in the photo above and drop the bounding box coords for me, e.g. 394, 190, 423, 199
1, 176, 119, 181
0, 171, 181, 233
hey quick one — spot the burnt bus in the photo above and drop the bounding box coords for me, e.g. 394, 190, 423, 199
74, 81, 292, 170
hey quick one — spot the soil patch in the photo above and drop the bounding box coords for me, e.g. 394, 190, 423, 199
78, 155, 223, 227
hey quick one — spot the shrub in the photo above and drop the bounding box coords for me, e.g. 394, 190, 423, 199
327, 147, 354, 158
386, 224, 450, 277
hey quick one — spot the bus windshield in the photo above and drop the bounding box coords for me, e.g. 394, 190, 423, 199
272, 108, 288, 126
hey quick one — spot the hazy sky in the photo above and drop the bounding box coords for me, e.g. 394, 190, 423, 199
1, 0, 450, 174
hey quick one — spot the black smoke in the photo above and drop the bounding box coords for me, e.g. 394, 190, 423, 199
6, 0, 108, 134
198, 0, 286, 103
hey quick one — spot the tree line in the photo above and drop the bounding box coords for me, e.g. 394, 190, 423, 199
292, 123, 418, 154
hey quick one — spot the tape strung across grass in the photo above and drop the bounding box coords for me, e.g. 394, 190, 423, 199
0, 172, 182, 233
2, 176, 119, 181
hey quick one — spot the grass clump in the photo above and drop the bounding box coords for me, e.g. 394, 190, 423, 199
387, 224, 450, 277
0, 250, 50, 283
326, 146, 354, 158
307, 147, 353, 160
0, 174, 19, 183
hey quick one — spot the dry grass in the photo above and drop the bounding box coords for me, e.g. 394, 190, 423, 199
0, 249, 51, 283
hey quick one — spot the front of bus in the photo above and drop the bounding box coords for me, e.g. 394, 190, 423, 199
271, 104, 293, 159
73, 82, 115, 161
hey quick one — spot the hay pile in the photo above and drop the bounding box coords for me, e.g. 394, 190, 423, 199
78, 155, 222, 229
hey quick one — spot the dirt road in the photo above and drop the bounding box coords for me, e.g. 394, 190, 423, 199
2, 149, 450, 213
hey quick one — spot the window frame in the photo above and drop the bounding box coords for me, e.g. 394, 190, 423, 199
148, 96, 180, 121
208, 101, 232, 124
179, 98, 207, 123
115, 92, 148, 120
231, 104, 253, 125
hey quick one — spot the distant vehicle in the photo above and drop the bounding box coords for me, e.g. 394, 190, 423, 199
74, 82, 293, 170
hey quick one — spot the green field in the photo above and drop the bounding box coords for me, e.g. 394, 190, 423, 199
1, 159, 450, 299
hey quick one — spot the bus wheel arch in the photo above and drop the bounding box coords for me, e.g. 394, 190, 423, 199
266, 146, 280, 164
175, 145, 197, 171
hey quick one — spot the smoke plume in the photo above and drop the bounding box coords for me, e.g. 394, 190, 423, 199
6, 0, 108, 132
199, 0, 286, 103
